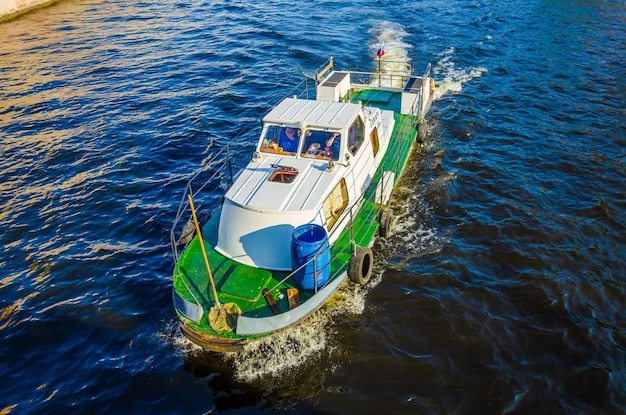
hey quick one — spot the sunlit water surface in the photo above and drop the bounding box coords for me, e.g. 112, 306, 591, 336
1, 0, 624, 414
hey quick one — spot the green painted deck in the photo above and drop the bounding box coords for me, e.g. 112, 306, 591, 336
173, 88, 419, 341
351, 88, 403, 113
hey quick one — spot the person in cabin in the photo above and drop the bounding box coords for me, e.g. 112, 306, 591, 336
324, 132, 341, 160
278, 127, 300, 152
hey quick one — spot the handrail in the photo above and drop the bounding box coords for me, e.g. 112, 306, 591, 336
423, 62, 432, 78
171, 147, 378, 317
169, 76, 314, 264
316, 56, 334, 82
348, 70, 413, 90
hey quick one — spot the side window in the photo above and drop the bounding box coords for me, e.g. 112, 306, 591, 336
260, 126, 278, 153
348, 117, 365, 155
370, 127, 380, 157
322, 179, 348, 231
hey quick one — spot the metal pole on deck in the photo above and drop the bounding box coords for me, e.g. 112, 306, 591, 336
226, 145, 233, 184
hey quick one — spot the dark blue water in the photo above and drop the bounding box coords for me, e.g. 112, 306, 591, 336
1, 0, 624, 413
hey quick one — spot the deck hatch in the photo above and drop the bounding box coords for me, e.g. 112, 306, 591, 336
269, 168, 299, 183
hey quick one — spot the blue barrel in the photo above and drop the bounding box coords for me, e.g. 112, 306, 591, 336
291, 224, 331, 291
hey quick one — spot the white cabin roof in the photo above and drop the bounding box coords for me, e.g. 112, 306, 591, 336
217, 154, 344, 270
224, 156, 341, 213
263, 98, 361, 130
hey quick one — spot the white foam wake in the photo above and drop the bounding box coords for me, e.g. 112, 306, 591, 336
432, 47, 487, 100
226, 277, 376, 382
157, 277, 375, 383
369, 21, 412, 87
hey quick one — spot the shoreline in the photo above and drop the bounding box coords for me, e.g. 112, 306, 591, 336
0, 0, 62, 22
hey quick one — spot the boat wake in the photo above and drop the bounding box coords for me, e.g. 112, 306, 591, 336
432, 47, 487, 100
159, 279, 376, 382
157, 318, 203, 355
376, 183, 447, 270
368, 21, 412, 88
368, 24, 486, 101
225, 277, 376, 382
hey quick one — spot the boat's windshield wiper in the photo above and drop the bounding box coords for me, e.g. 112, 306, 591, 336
270, 164, 297, 172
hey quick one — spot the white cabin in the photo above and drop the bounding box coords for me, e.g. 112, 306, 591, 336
214, 94, 396, 271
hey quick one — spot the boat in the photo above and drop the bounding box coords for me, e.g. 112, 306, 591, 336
170, 56, 435, 352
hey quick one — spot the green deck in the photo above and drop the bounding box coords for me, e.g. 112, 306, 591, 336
173, 88, 419, 341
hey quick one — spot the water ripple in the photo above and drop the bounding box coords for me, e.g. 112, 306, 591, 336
0, 0, 624, 414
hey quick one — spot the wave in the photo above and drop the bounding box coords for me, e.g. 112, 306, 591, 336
433, 47, 487, 100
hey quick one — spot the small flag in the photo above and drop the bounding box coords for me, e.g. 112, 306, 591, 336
376, 43, 385, 59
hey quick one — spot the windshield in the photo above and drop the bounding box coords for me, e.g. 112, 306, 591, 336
259, 125, 302, 155
300, 129, 341, 161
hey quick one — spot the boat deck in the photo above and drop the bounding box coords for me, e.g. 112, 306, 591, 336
351, 89, 402, 113
173, 88, 418, 340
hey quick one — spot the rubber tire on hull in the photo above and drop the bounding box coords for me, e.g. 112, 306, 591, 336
348, 246, 373, 286
179, 218, 195, 247
417, 122, 427, 143
379, 208, 394, 238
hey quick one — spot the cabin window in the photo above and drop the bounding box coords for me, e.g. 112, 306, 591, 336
348, 117, 365, 155
260, 125, 302, 156
301, 129, 341, 161
370, 127, 380, 157
323, 178, 348, 231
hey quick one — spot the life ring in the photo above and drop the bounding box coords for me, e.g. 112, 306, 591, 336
348, 246, 373, 285
379, 208, 394, 238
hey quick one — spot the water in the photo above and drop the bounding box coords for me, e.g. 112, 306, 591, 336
1, 0, 624, 413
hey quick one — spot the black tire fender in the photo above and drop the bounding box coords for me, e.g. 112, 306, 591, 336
417, 122, 427, 143
179, 218, 195, 247
379, 208, 394, 238
348, 246, 373, 285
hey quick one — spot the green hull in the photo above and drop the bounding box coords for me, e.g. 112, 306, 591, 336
172, 87, 421, 351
